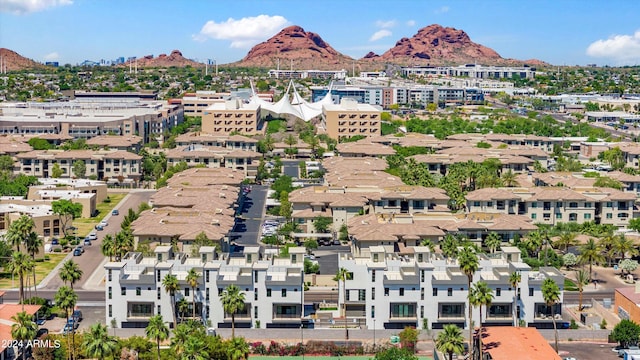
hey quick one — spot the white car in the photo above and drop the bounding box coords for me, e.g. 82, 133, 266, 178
99, 220, 108, 227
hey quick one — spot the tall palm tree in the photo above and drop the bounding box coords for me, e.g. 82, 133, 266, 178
578, 238, 605, 281
614, 235, 639, 261
185, 269, 200, 319
542, 278, 561, 353
162, 274, 179, 329
469, 281, 494, 360
82, 323, 118, 360
440, 234, 459, 260
59, 260, 83, 290
182, 336, 208, 360
484, 232, 502, 254
177, 298, 190, 323
458, 246, 479, 360
11, 311, 37, 360
220, 284, 246, 338
55, 286, 77, 360
555, 231, 578, 253
509, 272, 521, 327
435, 324, 465, 360
575, 269, 589, 311
24, 231, 42, 298
284, 133, 297, 158
101, 234, 116, 261
501, 169, 518, 187
6, 215, 36, 253
8, 252, 34, 307
598, 234, 617, 267
146, 314, 169, 360
334, 267, 350, 341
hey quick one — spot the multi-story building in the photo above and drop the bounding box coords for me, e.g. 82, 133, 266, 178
338, 246, 563, 330
0, 99, 183, 144
175, 133, 258, 152
0, 202, 67, 242
181, 91, 230, 116
165, 145, 261, 179
201, 99, 262, 136
85, 135, 143, 152
106, 246, 305, 329
401, 64, 536, 80
268, 69, 347, 80
321, 99, 381, 140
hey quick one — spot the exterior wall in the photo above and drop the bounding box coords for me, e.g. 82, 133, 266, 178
201, 108, 261, 136
600, 200, 634, 226
372, 198, 447, 215
323, 109, 381, 140
527, 200, 594, 225
615, 290, 640, 323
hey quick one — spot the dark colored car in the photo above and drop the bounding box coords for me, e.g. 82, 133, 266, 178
111, 209, 119, 216
51, 238, 59, 245
73, 248, 82, 256
95, 224, 104, 231
72, 310, 83, 322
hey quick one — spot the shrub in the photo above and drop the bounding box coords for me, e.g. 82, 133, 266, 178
570, 319, 579, 329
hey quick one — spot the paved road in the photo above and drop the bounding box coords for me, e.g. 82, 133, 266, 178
42, 190, 154, 290
564, 290, 615, 304
282, 160, 299, 179
230, 185, 268, 247
2, 290, 104, 302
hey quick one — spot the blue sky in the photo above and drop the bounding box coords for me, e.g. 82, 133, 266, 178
1, 0, 639, 66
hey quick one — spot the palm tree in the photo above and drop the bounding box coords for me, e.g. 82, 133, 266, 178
55, 286, 77, 360
101, 234, 116, 261
171, 321, 194, 355
469, 281, 494, 360
334, 267, 350, 341
484, 232, 502, 254
555, 231, 578, 253
598, 234, 617, 267
6, 215, 36, 253
575, 269, 589, 311
146, 314, 169, 360
7, 252, 34, 307
162, 274, 179, 329
501, 169, 518, 187
59, 260, 83, 290
420, 239, 436, 252
220, 284, 246, 338
11, 311, 37, 360
509, 272, 521, 327
24, 231, 42, 298
227, 337, 250, 360
182, 336, 208, 360
435, 324, 465, 360
542, 278, 561, 353
614, 235, 639, 261
304, 135, 320, 158
440, 234, 459, 260
82, 323, 118, 360
177, 298, 190, 323
458, 246, 479, 360
578, 238, 605, 281
185, 269, 200, 319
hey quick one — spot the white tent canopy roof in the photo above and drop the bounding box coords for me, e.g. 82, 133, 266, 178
250, 80, 335, 122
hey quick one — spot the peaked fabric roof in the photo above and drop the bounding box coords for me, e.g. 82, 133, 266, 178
250, 80, 335, 122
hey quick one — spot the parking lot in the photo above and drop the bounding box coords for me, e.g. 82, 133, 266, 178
559, 342, 620, 360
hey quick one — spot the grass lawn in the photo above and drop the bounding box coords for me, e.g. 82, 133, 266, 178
266, 119, 287, 134
564, 278, 578, 291
0, 253, 67, 288
73, 193, 126, 237
249, 357, 432, 360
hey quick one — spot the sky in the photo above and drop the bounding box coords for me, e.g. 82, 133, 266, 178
1, 0, 640, 67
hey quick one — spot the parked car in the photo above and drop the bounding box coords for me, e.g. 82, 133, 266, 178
111, 209, 119, 216
95, 224, 104, 231
51, 238, 59, 245
72, 310, 83, 322
83, 239, 91, 246
99, 220, 108, 227
66, 319, 79, 330
36, 328, 49, 338
73, 248, 82, 256
86, 232, 97, 241
62, 323, 74, 334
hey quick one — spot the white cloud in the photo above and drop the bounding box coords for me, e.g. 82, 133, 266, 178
43, 52, 59, 60
586, 30, 640, 65
194, 15, 289, 49
375, 20, 396, 28
0, 0, 72, 15
406, 20, 416, 27
434, 6, 449, 14
369, 29, 392, 42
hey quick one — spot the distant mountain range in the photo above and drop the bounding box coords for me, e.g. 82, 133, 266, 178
1, 24, 546, 71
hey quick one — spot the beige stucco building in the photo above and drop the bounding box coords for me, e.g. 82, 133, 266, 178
321, 99, 381, 140
201, 99, 262, 136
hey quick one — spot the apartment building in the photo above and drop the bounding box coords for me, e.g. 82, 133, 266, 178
268, 69, 347, 80
321, 99, 381, 140
106, 246, 305, 329
0, 202, 67, 242
15, 149, 142, 184
85, 135, 143, 152
165, 145, 261, 179
29, 178, 108, 203
201, 99, 262, 136
401, 64, 536, 80
338, 246, 563, 330
181, 91, 229, 116
0, 99, 183, 144
175, 133, 258, 152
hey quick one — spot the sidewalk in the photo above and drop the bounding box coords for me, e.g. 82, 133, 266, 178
82, 257, 108, 291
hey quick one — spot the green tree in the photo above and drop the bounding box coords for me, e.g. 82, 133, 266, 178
555, 231, 578, 253
398, 326, 419, 353
24, 231, 42, 298
575, 269, 589, 311
101, 234, 115, 261
52, 199, 83, 238
509, 272, 521, 327
278, 191, 292, 220
542, 278, 561, 353
6, 215, 36, 253
594, 176, 623, 190
55, 286, 77, 360
435, 324, 465, 360
614, 235, 639, 261
284, 134, 297, 158
312, 216, 332, 233
59, 260, 83, 290
484, 232, 502, 253
501, 169, 518, 187
600, 147, 625, 170
611, 319, 640, 348
620, 259, 639, 276
563, 253, 577, 268
82, 323, 118, 360
374, 347, 418, 360
162, 274, 179, 330
11, 311, 37, 360
185, 269, 200, 319
220, 284, 246, 338
51, 163, 63, 178
72, 160, 86, 179
7, 252, 33, 306
146, 314, 169, 360
27, 137, 52, 150
469, 281, 494, 360
0, 155, 14, 172
578, 238, 605, 281
458, 246, 479, 359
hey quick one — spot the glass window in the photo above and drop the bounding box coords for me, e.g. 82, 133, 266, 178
399, 288, 405, 296
136, 287, 141, 296
282, 289, 287, 297
384, 288, 389, 296
433, 288, 438, 296
267, 289, 272, 297
447, 288, 453, 296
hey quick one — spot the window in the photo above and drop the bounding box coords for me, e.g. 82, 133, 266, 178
217, 288, 222, 296
206, 288, 210, 301
157, 288, 161, 300
206, 270, 210, 283
282, 289, 287, 297
136, 287, 141, 296
254, 271, 258, 283
529, 287, 534, 296
584, 213, 591, 220
473, 201, 480, 207
496, 288, 501, 296
371, 305, 375, 318
421, 288, 425, 300
371, 269, 376, 282
254, 306, 258, 318
585, 202, 592, 208
359, 289, 366, 301
421, 270, 425, 282
108, 305, 112, 318
447, 288, 453, 296
606, 202, 613, 208
399, 288, 405, 296
267, 289, 272, 297
556, 202, 562, 208
372, 287, 375, 300
531, 202, 538, 208
108, 287, 112, 300
531, 213, 537, 220
433, 288, 438, 296
569, 202, 578, 208
569, 213, 577, 221
388, 200, 397, 207
543, 202, 551, 210
421, 305, 425, 318
156, 270, 161, 282
185, 288, 190, 296
543, 213, 550, 220
556, 213, 562, 219
384, 288, 389, 296
487, 201, 493, 207
606, 213, 613, 219
619, 213, 630, 218
121, 287, 126, 296
157, 305, 161, 315
108, 270, 112, 281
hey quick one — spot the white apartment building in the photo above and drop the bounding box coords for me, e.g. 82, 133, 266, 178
338, 246, 564, 330
106, 246, 305, 330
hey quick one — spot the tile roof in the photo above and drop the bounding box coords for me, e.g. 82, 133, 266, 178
482, 326, 561, 360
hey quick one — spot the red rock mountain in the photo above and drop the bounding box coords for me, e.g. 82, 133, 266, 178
126, 50, 202, 68
0, 48, 43, 71
373, 24, 504, 65
235, 26, 354, 70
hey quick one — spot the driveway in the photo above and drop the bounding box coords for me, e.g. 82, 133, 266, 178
282, 160, 299, 179
230, 185, 268, 248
